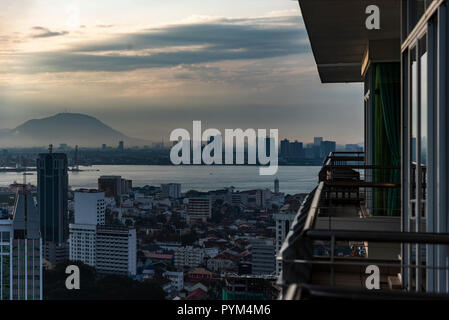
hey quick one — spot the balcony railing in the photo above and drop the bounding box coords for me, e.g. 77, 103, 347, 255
278, 152, 449, 300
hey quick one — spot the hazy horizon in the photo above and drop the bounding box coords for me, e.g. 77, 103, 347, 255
0, 1, 364, 145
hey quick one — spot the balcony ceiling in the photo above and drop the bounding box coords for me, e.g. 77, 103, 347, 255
297, 0, 401, 83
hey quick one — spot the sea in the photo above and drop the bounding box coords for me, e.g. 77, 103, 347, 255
0, 165, 320, 195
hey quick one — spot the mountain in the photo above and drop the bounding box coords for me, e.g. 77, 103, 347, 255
0, 113, 149, 148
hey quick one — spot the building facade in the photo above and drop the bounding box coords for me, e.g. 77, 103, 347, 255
1, 188, 42, 300
95, 225, 136, 276
37, 150, 69, 264
174, 246, 204, 268
69, 224, 96, 267
74, 190, 106, 225
273, 212, 296, 275
187, 198, 211, 223
250, 239, 276, 276
161, 183, 181, 199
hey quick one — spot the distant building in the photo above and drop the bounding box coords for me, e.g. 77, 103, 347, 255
161, 183, 181, 199
320, 140, 337, 158
273, 210, 296, 275
121, 178, 132, 195
37, 148, 69, 264
0, 187, 42, 300
345, 144, 363, 152
95, 225, 136, 276
69, 224, 136, 276
118, 141, 124, 151
187, 198, 211, 223
314, 137, 323, 146
280, 139, 290, 157
289, 140, 303, 157
222, 275, 278, 300
174, 246, 204, 268
98, 176, 122, 200
274, 178, 280, 193
163, 271, 184, 292
250, 239, 276, 275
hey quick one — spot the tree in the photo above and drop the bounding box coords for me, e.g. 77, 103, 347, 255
44, 261, 166, 300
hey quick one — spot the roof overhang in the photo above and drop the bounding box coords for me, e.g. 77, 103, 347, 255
297, 0, 401, 83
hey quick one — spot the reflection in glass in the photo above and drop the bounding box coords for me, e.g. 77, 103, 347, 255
419, 36, 427, 204
411, 48, 418, 164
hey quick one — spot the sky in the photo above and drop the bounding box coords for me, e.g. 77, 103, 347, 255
0, 0, 363, 145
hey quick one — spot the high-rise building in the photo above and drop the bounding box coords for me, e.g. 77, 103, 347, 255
69, 224, 96, 267
118, 141, 124, 151
0, 187, 42, 300
313, 137, 323, 146
69, 190, 105, 267
320, 140, 336, 158
74, 190, 106, 225
187, 197, 211, 223
98, 175, 122, 201
95, 225, 136, 276
273, 211, 296, 275
280, 139, 290, 157
161, 183, 181, 199
250, 239, 276, 276
37, 148, 69, 265
290, 140, 303, 157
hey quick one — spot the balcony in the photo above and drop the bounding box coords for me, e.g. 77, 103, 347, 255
278, 152, 449, 299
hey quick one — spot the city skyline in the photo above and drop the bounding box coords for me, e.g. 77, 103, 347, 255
0, 1, 363, 144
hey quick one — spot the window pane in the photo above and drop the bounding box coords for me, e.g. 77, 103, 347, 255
411, 48, 418, 164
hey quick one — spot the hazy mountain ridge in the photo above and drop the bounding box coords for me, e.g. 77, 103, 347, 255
0, 113, 149, 148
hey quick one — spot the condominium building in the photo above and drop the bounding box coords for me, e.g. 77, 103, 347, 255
98, 176, 132, 203
279, 0, 449, 299
174, 246, 204, 268
69, 190, 106, 267
273, 211, 296, 275
74, 190, 106, 226
69, 224, 96, 267
95, 225, 136, 276
0, 187, 42, 300
187, 198, 211, 223
250, 239, 276, 276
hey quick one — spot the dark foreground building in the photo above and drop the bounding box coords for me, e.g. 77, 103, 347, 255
279, 0, 449, 298
37, 147, 69, 265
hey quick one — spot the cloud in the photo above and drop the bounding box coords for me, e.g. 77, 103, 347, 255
18, 15, 308, 73
30, 26, 69, 38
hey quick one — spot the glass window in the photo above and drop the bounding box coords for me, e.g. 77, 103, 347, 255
419, 36, 428, 202
411, 47, 418, 164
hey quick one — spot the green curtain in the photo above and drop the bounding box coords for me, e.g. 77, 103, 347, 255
373, 63, 400, 216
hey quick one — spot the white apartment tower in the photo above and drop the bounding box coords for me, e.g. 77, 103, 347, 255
69, 190, 136, 276
74, 190, 106, 225
69, 190, 105, 266
96, 226, 136, 276
273, 211, 296, 275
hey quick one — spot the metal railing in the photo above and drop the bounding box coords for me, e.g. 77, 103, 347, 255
278, 152, 449, 299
